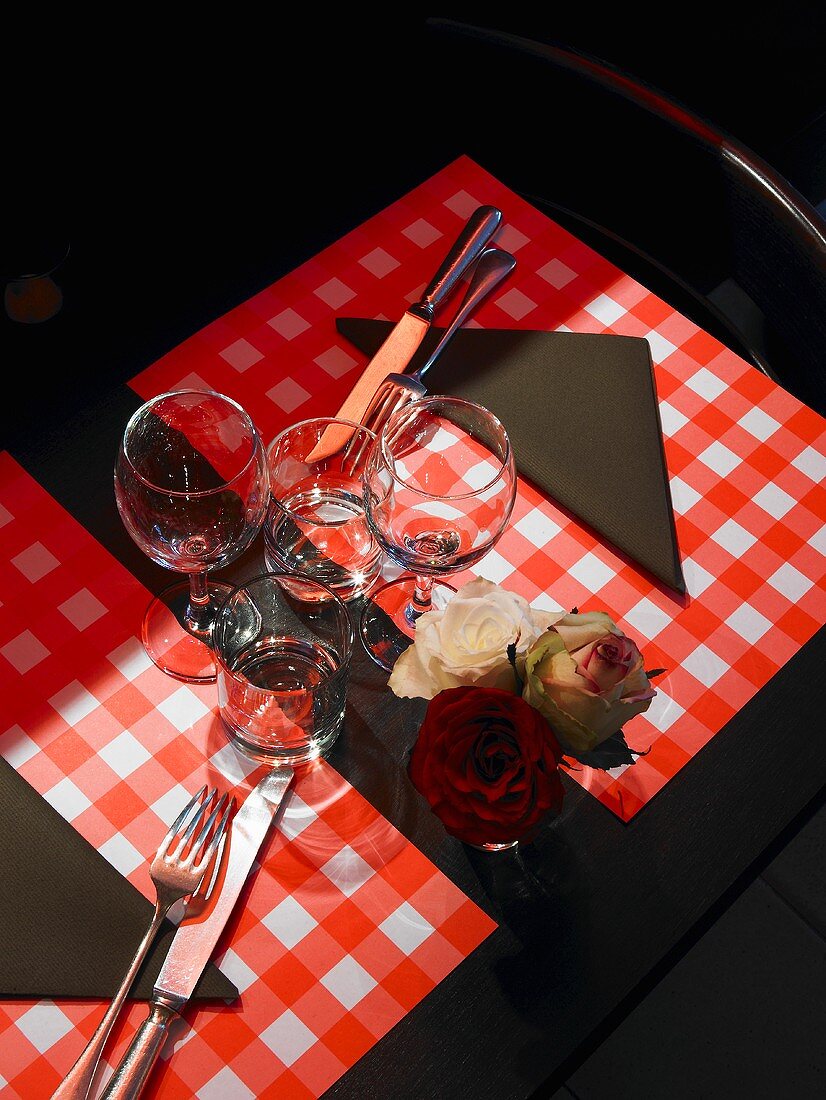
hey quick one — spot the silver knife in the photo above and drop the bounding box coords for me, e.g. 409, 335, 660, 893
100, 767, 294, 1099
308, 204, 502, 461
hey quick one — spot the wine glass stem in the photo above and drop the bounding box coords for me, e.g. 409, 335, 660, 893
405, 575, 433, 627
186, 571, 212, 637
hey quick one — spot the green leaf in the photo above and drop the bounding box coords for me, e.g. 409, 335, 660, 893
645, 667, 667, 679
563, 729, 649, 771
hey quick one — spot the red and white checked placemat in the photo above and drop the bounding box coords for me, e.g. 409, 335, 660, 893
131, 154, 826, 821
0, 453, 495, 1099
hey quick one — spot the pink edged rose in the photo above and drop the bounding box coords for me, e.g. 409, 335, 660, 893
522, 612, 655, 754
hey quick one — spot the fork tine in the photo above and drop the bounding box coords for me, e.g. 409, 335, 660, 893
167, 787, 218, 861
191, 796, 234, 887
342, 430, 368, 476
373, 383, 417, 440
361, 380, 395, 428
189, 792, 233, 874
358, 384, 397, 442
383, 393, 416, 448
345, 385, 405, 473
198, 809, 231, 901
342, 386, 388, 463
156, 784, 207, 858
368, 385, 404, 433
186, 798, 234, 913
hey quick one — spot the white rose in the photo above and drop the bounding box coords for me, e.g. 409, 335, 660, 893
388, 577, 561, 700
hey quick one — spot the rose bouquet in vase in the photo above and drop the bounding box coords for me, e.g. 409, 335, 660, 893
390, 578, 660, 850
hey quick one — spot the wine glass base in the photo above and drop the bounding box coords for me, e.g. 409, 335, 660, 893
142, 579, 234, 684
359, 576, 456, 672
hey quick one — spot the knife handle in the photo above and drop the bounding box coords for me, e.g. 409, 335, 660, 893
99, 999, 178, 1100
411, 247, 517, 383
414, 205, 502, 320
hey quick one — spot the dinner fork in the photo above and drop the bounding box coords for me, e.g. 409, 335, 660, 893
345, 246, 516, 470
51, 785, 233, 1100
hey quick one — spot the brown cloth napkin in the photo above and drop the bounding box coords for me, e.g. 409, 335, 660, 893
0, 757, 237, 1001
337, 319, 685, 594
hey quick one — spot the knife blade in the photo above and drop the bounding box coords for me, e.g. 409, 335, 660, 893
100, 767, 294, 1099
308, 204, 502, 461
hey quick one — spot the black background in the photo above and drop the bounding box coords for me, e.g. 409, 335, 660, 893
4, 8, 825, 450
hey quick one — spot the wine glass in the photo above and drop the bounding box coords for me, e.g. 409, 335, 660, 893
114, 389, 270, 683
360, 395, 517, 670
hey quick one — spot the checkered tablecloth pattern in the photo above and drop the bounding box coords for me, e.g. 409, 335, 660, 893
0, 452, 495, 1098
130, 155, 826, 822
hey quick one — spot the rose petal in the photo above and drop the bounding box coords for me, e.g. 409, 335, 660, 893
393, 578, 552, 701
530, 608, 566, 633
553, 611, 617, 652
575, 637, 632, 694
522, 687, 600, 754
540, 648, 597, 696
620, 666, 657, 706
388, 642, 442, 700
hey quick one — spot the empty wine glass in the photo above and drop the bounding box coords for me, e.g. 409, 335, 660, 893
361, 395, 517, 671
114, 389, 270, 683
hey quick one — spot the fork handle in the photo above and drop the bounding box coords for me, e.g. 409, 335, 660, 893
51, 901, 170, 1100
98, 999, 178, 1099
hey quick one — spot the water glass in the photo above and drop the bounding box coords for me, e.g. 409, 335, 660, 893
263, 417, 383, 602
213, 573, 353, 766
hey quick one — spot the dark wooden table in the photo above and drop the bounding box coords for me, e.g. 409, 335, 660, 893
4, 146, 825, 1098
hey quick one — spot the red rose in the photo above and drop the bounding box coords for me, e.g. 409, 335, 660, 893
408, 686, 565, 847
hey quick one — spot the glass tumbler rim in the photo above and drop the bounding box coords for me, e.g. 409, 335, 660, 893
212, 570, 355, 693
265, 414, 379, 520
377, 394, 514, 501
119, 388, 264, 498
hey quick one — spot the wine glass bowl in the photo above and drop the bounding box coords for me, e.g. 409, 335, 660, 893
361, 395, 517, 670
114, 389, 270, 683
